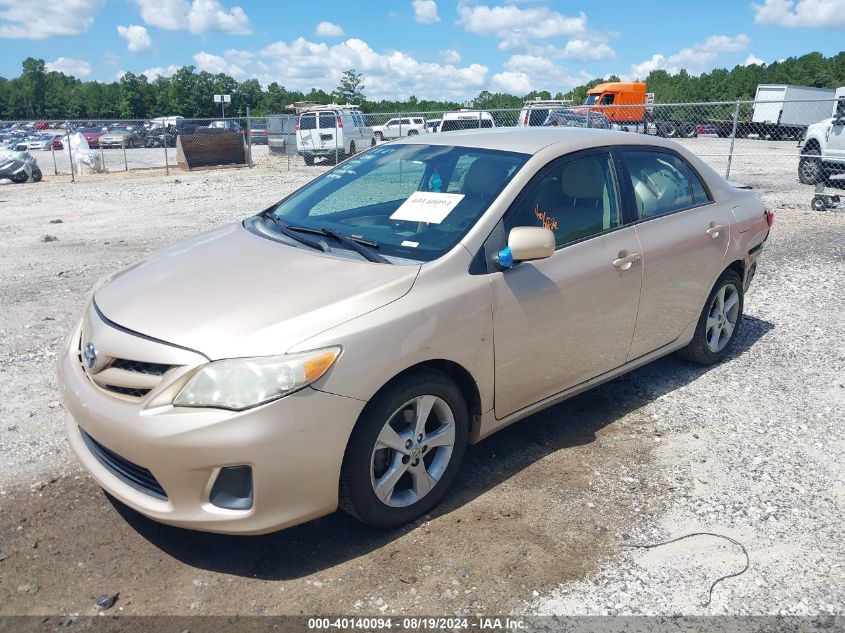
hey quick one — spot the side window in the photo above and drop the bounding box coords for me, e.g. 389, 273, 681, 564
504, 152, 621, 247
386, 119, 398, 126
685, 163, 712, 206
400, 118, 411, 125
623, 150, 694, 219
318, 113, 336, 129
601, 94, 615, 105
299, 113, 316, 130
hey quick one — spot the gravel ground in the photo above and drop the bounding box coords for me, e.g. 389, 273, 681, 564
0, 141, 843, 617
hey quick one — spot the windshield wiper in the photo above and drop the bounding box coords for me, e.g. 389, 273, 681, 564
259, 210, 328, 253
316, 228, 390, 264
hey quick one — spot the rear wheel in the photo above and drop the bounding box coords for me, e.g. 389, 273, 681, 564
370, 137, 377, 147
678, 269, 743, 365
374, 132, 384, 142
10, 170, 28, 183
349, 141, 356, 156
339, 370, 468, 528
303, 154, 315, 166
407, 130, 418, 136
31, 169, 42, 182
798, 148, 824, 184
680, 122, 697, 138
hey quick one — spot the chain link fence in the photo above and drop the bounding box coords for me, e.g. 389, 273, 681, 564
2, 97, 843, 205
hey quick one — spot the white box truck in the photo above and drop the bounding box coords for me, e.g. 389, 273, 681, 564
749, 84, 836, 139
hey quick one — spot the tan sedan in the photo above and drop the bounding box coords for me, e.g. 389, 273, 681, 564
59, 128, 772, 533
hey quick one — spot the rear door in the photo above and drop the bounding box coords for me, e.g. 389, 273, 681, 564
621, 148, 731, 359
297, 112, 317, 151
827, 99, 845, 162
318, 111, 339, 152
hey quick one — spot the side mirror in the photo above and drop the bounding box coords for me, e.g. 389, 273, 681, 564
497, 227, 556, 269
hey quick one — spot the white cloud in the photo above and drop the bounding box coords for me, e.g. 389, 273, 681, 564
141, 65, 180, 79
45, 57, 92, 78
561, 39, 616, 61
208, 37, 487, 100
117, 24, 152, 53
626, 34, 750, 79
412, 0, 440, 24
0, 0, 103, 39
491, 54, 591, 95
133, 0, 251, 35
752, 0, 845, 28
315, 21, 343, 37
745, 53, 765, 65
441, 49, 461, 64
193, 51, 247, 77
457, 3, 587, 50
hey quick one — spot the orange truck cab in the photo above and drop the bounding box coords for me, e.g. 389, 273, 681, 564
584, 82, 652, 124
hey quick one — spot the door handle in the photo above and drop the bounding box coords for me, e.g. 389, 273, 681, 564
612, 252, 641, 271
707, 223, 728, 238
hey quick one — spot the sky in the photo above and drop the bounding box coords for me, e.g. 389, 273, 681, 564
0, 0, 844, 101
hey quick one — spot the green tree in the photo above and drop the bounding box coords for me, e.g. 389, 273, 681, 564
333, 69, 365, 103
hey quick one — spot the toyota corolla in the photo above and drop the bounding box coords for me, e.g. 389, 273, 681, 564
59, 128, 772, 534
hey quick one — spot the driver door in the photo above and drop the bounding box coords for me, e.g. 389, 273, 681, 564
491, 150, 643, 418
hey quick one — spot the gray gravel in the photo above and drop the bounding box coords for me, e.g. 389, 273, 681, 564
1, 140, 843, 617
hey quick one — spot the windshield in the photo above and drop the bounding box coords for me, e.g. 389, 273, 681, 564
583, 94, 600, 105
260, 144, 529, 262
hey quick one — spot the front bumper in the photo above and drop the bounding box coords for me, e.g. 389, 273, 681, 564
59, 318, 365, 535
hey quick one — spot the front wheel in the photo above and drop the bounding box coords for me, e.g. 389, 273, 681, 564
678, 269, 744, 365
798, 148, 824, 184
339, 370, 468, 528
31, 169, 42, 182
374, 132, 383, 142
304, 154, 315, 166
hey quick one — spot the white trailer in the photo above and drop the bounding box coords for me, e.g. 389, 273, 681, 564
750, 84, 835, 138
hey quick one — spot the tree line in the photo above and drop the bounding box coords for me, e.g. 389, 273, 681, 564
1, 51, 843, 121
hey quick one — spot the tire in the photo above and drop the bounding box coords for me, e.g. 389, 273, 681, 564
408, 130, 418, 136
798, 148, 824, 184
31, 169, 42, 182
371, 137, 377, 147
662, 121, 679, 138
811, 196, 827, 211
304, 154, 315, 166
678, 269, 744, 365
374, 132, 384, 142
10, 170, 28, 183
349, 141, 356, 156
680, 122, 697, 138
339, 369, 469, 528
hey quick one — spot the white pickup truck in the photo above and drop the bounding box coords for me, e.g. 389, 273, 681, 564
372, 116, 427, 141
798, 93, 845, 184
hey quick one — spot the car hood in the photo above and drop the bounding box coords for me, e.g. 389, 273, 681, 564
94, 223, 420, 360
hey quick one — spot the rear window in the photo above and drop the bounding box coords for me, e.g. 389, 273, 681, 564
299, 114, 316, 130
526, 109, 549, 126
440, 119, 493, 132
319, 113, 337, 129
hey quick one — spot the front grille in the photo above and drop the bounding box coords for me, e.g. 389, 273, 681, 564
79, 427, 167, 500
103, 385, 150, 398
110, 358, 170, 376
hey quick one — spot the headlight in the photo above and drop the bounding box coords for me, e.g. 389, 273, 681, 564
173, 347, 341, 411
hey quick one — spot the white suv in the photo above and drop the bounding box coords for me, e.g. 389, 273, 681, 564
517, 99, 574, 127
372, 117, 427, 141
798, 97, 845, 184
296, 106, 376, 165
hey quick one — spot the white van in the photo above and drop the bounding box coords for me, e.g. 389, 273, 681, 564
296, 105, 375, 165
437, 110, 495, 133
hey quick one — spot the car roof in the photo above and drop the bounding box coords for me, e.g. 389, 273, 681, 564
397, 126, 684, 155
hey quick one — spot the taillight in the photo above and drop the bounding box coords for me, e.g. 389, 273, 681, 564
295, 119, 300, 130
336, 116, 343, 128
523, 112, 529, 126
765, 209, 774, 227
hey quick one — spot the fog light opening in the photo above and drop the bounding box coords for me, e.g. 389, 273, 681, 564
210, 466, 253, 510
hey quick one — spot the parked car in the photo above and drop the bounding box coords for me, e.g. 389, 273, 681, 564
518, 99, 574, 127
25, 135, 56, 151
543, 108, 611, 130
99, 126, 144, 148
209, 120, 242, 131
51, 135, 64, 150
372, 116, 427, 141
0, 149, 42, 182
79, 127, 105, 149
59, 128, 772, 535
144, 125, 178, 148
437, 110, 495, 132
296, 105, 376, 165
249, 123, 268, 145
798, 97, 845, 184
34, 121, 50, 130
426, 118, 441, 133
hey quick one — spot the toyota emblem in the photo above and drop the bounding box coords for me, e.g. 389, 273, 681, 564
83, 341, 98, 371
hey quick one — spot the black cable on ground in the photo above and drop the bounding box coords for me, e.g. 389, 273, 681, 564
626, 532, 750, 607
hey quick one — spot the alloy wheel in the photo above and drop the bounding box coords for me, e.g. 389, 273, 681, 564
705, 283, 740, 353
370, 395, 456, 508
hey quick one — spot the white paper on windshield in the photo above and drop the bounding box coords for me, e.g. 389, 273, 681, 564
390, 192, 465, 224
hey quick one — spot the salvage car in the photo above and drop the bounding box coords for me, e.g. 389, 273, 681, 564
59, 128, 772, 534
99, 126, 144, 149
0, 149, 42, 182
